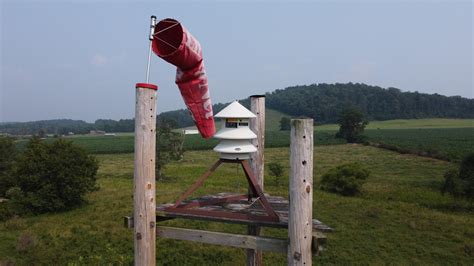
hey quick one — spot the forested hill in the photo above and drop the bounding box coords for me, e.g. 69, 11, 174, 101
1, 83, 472, 135
160, 83, 473, 127
265, 83, 474, 123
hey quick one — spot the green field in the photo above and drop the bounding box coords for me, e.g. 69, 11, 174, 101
366, 127, 474, 161
1, 146, 473, 264
14, 119, 474, 162
315, 118, 474, 130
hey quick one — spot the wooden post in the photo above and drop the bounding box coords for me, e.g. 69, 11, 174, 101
288, 119, 313, 266
248, 95, 265, 266
134, 83, 158, 266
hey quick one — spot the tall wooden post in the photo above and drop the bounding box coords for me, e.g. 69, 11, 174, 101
288, 119, 313, 266
247, 95, 265, 266
134, 83, 158, 266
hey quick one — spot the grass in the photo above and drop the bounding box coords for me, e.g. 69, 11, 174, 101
315, 118, 474, 130
365, 127, 474, 161
1, 145, 473, 264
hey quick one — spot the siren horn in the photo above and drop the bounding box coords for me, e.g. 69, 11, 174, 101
152, 18, 215, 139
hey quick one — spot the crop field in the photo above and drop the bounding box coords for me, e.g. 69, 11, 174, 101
365, 127, 474, 161
13, 119, 473, 162
1, 145, 472, 264
315, 118, 474, 130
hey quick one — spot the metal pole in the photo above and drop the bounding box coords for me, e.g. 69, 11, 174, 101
146, 15, 157, 83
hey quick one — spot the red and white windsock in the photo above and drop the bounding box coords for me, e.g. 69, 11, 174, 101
152, 18, 215, 139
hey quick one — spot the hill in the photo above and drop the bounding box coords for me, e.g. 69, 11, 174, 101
159, 83, 473, 128
1, 83, 472, 135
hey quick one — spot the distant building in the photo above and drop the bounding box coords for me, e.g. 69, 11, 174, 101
104, 133, 116, 137
68, 132, 75, 135
182, 129, 199, 135
90, 130, 106, 135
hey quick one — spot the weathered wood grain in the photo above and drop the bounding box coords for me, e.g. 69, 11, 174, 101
248, 95, 265, 266
134, 86, 157, 266
156, 226, 288, 253
288, 119, 314, 265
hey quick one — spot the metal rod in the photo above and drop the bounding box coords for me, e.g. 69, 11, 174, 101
146, 15, 157, 83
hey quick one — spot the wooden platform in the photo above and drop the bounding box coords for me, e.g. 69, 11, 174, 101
156, 193, 333, 232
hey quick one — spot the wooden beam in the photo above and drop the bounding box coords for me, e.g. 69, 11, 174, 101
248, 95, 265, 266
156, 226, 287, 253
134, 84, 157, 266
249, 95, 265, 190
288, 119, 314, 265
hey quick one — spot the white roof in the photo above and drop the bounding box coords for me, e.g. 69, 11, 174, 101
214, 139, 257, 154
214, 127, 257, 140
214, 101, 256, 118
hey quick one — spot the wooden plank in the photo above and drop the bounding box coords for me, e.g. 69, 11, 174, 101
288, 119, 314, 265
249, 95, 265, 266
249, 95, 265, 190
133, 85, 157, 266
156, 226, 288, 253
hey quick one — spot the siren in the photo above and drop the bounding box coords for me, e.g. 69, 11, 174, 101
151, 18, 215, 139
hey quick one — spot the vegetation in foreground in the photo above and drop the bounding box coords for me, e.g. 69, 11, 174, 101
0, 137, 98, 220
0, 145, 473, 264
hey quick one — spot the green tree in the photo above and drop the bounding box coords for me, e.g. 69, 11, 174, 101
268, 162, 284, 186
336, 108, 368, 143
155, 125, 185, 180
279, 117, 291, 131
0, 136, 17, 196
442, 153, 474, 200
6, 137, 98, 214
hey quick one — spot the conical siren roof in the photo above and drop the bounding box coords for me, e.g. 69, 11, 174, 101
214, 101, 256, 118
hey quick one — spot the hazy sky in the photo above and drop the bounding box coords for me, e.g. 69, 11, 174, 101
1, 1, 472, 122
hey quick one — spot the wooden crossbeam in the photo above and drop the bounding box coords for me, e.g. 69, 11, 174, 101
156, 226, 288, 253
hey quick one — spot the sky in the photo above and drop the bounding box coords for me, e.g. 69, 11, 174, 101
1, 0, 472, 122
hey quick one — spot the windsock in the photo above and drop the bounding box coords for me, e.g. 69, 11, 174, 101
152, 18, 215, 139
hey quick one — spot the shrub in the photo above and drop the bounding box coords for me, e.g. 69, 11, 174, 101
6, 138, 98, 214
0, 136, 17, 196
156, 126, 184, 180
268, 162, 284, 186
442, 153, 474, 200
320, 163, 369, 196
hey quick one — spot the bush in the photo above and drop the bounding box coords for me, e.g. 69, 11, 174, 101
0, 136, 17, 196
5, 138, 98, 214
268, 162, 284, 186
156, 126, 184, 180
442, 153, 474, 200
320, 163, 370, 196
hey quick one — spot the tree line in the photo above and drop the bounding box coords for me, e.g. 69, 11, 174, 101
1, 83, 472, 135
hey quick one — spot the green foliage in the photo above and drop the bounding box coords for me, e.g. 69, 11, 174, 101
442, 153, 474, 200
155, 126, 185, 180
0, 136, 17, 196
5, 138, 98, 215
336, 108, 368, 143
366, 127, 474, 161
2, 146, 473, 264
268, 162, 284, 186
279, 117, 291, 131
320, 163, 370, 196
265, 83, 474, 124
